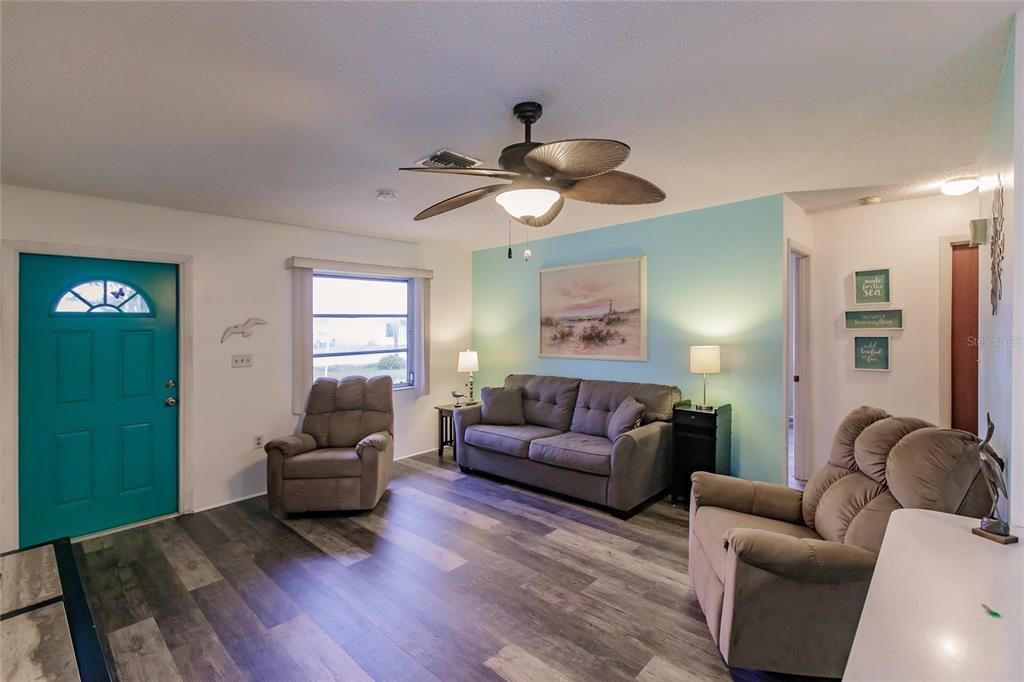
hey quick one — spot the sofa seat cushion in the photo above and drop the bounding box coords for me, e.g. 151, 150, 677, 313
283, 448, 362, 479
464, 424, 562, 459
693, 506, 820, 582
528, 432, 613, 476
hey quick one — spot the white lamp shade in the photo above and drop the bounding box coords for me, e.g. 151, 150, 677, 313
690, 345, 721, 374
457, 350, 479, 373
495, 189, 560, 218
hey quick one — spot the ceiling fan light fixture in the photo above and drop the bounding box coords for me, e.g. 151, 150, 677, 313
495, 188, 560, 219
941, 176, 979, 196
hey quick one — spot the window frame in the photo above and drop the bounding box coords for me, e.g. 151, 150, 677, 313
311, 273, 415, 389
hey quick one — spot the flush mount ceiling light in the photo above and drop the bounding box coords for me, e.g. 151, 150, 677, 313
941, 177, 979, 196
400, 101, 665, 227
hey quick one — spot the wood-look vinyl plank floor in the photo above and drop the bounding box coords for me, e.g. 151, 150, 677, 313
76, 453, 730, 681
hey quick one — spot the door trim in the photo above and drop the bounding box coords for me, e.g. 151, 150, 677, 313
937, 234, 973, 429
1, 240, 195, 551
784, 238, 813, 486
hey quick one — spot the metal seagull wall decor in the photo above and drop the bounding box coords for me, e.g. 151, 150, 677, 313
221, 317, 268, 343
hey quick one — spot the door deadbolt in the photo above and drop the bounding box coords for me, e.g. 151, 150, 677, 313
166, 379, 176, 388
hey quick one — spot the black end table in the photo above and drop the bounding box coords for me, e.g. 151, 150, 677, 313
434, 403, 477, 461
672, 403, 732, 504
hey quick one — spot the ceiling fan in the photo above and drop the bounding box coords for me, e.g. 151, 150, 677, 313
400, 101, 666, 227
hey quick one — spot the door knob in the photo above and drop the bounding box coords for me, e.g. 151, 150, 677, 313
165, 397, 177, 407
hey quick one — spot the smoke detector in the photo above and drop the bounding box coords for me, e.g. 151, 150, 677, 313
415, 148, 483, 169
376, 189, 398, 202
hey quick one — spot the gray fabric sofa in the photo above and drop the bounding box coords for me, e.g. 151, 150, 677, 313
688, 406, 996, 678
264, 375, 395, 514
453, 374, 681, 514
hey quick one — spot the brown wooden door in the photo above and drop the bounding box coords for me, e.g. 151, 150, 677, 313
950, 244, 979, 434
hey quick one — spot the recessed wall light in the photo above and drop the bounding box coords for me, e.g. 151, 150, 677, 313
940, 177, 979, 196
376, 189, 398, 202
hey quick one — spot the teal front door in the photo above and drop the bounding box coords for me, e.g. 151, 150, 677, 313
19, 254, 179, 547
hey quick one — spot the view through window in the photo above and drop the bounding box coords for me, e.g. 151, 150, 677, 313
312, 275, 412, 388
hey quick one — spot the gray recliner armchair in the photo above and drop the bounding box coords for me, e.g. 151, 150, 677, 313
265, 375, 395, 514
689, 406, 995, 678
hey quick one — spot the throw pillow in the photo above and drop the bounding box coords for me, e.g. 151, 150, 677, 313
607, 397, 645, 440
481, 386, 526, 426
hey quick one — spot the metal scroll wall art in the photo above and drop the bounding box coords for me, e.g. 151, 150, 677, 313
991, 178, 1005, 316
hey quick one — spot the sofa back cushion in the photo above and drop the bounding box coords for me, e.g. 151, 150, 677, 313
504, 374, 581, 431
301, 375, 394, 448
480, 386, 525, 426
570, 379, 681, 437
802, 405, 993, 554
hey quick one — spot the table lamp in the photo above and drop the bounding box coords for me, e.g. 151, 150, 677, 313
690, 345, 720, 412
457, 350, 479, 402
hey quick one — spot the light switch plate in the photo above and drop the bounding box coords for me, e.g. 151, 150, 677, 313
231, 354, 253, 368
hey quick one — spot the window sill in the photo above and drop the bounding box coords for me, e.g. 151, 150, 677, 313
393, 385, 415, 392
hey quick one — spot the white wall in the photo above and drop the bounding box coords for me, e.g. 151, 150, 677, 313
808, 193, 977, 467
0, 185, 472, 550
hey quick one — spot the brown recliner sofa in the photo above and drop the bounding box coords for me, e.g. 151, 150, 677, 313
265, 375, 395, 514
689, 406, 995, 678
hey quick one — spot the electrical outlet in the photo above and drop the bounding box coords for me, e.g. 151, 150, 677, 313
253, 434, 264, 449
231, 354, 253, 368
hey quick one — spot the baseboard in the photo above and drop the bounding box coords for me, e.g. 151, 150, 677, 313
191, 490, 268, 514
395, 448, 437, 461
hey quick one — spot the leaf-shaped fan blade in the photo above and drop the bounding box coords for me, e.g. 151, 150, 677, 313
399, 167, 521, 180
562, 171, 665, 205
524, 139, 630, 179
512, 196, 565, 227
413, 184, 507, 221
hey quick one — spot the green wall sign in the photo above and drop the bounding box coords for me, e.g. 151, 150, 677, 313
854, 336, 890, 371
845, 309, 903, 330
855, 268, 890, 305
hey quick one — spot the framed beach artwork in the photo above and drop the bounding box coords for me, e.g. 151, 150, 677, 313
539, 256, 647, 361
854, 336, 891, 372
854, 268, 891, 305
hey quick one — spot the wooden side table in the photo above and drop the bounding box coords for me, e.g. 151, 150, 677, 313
434, 403, 476, 461
671, 403, 732, 503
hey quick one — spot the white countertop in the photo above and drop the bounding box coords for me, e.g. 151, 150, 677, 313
845, 509, 1023, 681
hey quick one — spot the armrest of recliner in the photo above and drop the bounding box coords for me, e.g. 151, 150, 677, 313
691, 472, 804, 525
264, 433, 317, 458
725, 528, 877, 583
356, 430, 392, 455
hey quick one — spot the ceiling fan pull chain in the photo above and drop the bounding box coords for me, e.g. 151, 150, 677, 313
507, 217, 512, 259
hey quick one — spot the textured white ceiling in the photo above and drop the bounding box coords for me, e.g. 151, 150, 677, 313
2, 1, 1020, 249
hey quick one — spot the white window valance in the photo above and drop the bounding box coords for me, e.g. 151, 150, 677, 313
286, 257, 433, 280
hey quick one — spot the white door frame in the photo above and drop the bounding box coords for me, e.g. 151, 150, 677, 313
1, 240, 195, 551
937, 233, 973, 429
785, 239, 813, 483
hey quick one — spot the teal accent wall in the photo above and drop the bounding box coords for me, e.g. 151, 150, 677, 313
472, 194, 786, 483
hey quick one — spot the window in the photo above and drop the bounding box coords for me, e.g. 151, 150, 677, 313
54, 280, 152, 314
312, 275, 413, 388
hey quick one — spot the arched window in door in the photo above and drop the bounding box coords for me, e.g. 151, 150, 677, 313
53, 279, 152, 314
